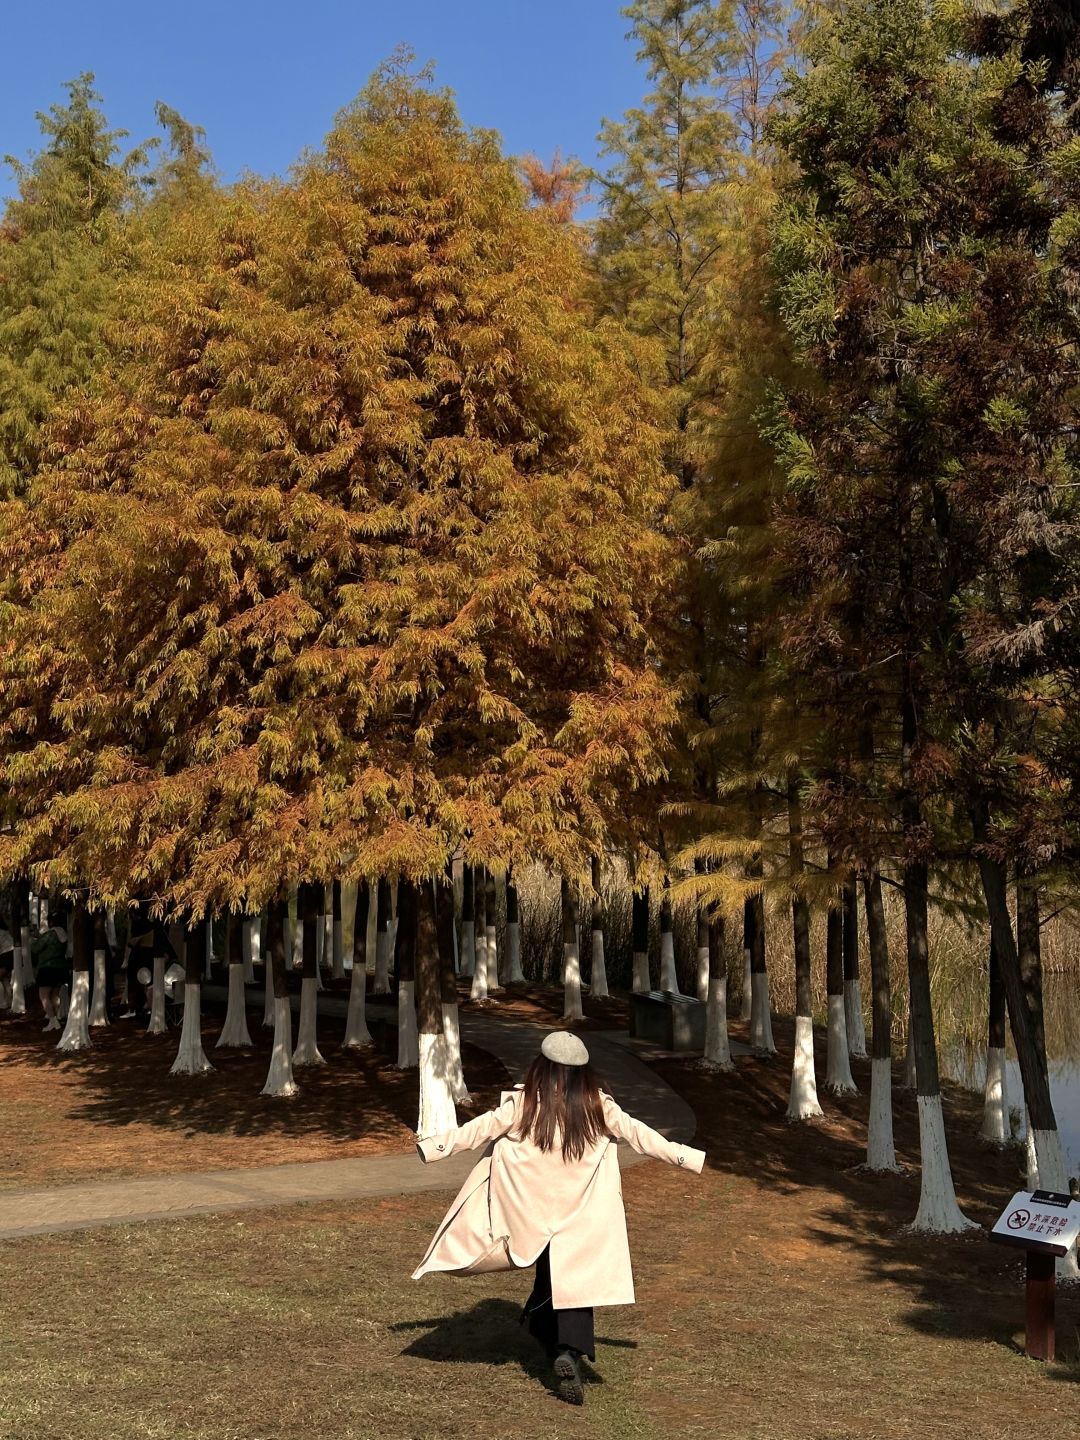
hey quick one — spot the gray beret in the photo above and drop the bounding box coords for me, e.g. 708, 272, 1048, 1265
541, 1030, 590, 1067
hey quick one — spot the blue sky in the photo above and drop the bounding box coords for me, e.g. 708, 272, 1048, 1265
0, 1, 644, 210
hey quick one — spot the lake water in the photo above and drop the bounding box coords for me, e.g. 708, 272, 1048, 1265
941, 970, 1080, 1177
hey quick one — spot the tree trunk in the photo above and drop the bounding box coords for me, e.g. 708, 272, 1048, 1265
261, 898, 298, 1097
659, 881, 681, 994
331, 880, 345, 980
146, 915, 168, 1035
459, 864, 476, 978
561, 876, 583, 1021
843, 875, 868, 1058
484, 869, 499, 993
979, 932, 1011, 1145
436, 869, 470, 1103
172, 917, 213, 1074
58, 900, 92, 1053
8, 886, 29, 1015
217, 908, 253, 1048
631, 884, 650, 993
293, 883, 325, 1066
863, 866, 899, 1171
701, 906, 732, 1071
787, 783, 822, 1118
747, 889, 775, 1055
89, 911, 110, 1027
906, 854, 975, 1230
395, 879, 419, 1068
825, 870, 855, 1094
242, 915, 255, 984
504, 868, 524, 984
417, 879, 457, 1136
374, 877, 392, 993
589, 854, 610, 998
344, 879, 373, 1048
740, 896, 753, 1023
469, 869, 489, 1001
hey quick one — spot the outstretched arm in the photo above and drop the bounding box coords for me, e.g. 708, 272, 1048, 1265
416, 1093, 519, 1163
601, 1095, 706, 1173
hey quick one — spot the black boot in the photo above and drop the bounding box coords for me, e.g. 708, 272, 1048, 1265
554, 1348, 584, 1406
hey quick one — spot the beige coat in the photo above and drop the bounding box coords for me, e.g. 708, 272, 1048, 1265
411, 1087, 705, 1309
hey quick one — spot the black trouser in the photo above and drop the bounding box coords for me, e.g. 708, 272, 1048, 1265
523, 1245, 595, 1361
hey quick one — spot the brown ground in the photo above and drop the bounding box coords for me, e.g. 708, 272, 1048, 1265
0, 995, 509, 1191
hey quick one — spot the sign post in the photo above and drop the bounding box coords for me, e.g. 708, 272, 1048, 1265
989, 1188, 1080, 1362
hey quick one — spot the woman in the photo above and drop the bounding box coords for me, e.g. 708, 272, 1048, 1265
413, 1030, 705, 1405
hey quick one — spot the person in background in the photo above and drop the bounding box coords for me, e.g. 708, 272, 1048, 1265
30, 906, 70, 1032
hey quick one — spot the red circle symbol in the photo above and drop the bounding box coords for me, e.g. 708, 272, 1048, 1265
1007, 1209, 1030, 1231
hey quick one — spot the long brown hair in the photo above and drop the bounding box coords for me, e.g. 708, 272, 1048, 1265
513, 1054, 610, 1162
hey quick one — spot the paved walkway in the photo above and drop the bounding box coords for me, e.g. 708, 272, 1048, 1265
0, 997, 699, 1242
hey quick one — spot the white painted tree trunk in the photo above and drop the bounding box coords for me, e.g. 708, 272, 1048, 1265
589, 929, 609, 998
57, 970, 91, 1052
911, 1094, 979, 1233
396, 978, 418, 1068
866, 1057, 900, 1171
374, 926, 392, 994
825, 993, 856, 1093
441, 1000, 471, 1103
459, 919, 476, 978
562, 939, 583, 1021
290, 913, 303, 970
417, 1030, 458, 1137
469, 933, 489, 1001
740, 950, 752, 1022
485, 923, 499, 992
749, 970, 776, 1054
632, 950, 650, 994
216, 963, 252, 1047
1029, 1127, 1080, 1278
262, 951, 275, 1028
147, 954, 168, 1035
786, 1014, 823, 1120
659, 930, 681, 994
979, 1046, 1011, 1144
695, 945, 709, 1003
89, 947, 109, 1026
251, 914, 263, 967
844, 977, 868, 1059
504, 922, 524, 984
701, 974, 733, 1071
170, 983, 212, 1075
261, 995, 299, 1097
343, 960, 373, 1048
9, 945, 26, 1015
293, 975, 325, 1066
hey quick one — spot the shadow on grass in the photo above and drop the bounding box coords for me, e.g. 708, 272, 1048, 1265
0, 987, 508, 1160
392, 1298, 630, 1396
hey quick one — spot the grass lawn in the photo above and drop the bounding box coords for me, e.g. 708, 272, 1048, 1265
1, 1003, 1077, 1439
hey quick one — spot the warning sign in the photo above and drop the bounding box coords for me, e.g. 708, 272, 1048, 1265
991, 1191, 1080, 1257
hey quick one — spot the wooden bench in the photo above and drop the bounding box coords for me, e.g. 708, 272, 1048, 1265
629, 990, 705, 1052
